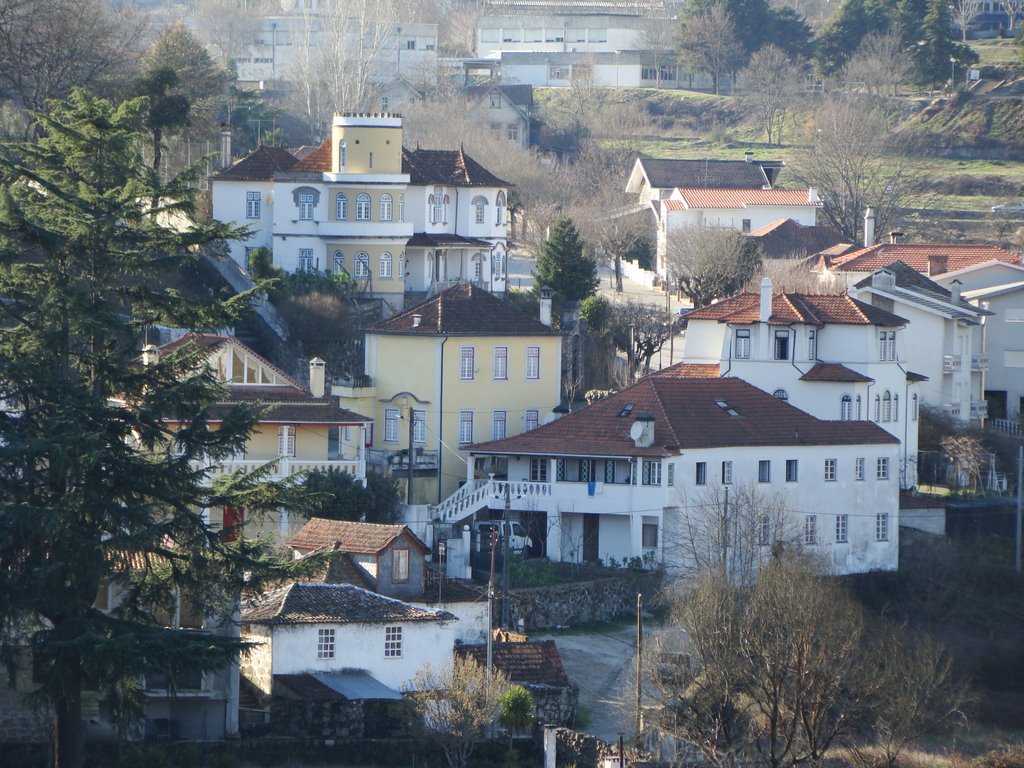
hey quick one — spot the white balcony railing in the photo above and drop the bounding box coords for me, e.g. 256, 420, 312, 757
942, 355, 962, 373
970, 399, 989, 420
971, 354, 989, 371
205, 458, 363, 480
434, 478, 554, 523
941, 403, 962, 418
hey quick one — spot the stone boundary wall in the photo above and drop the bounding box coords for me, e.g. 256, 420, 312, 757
506, 572, 661, 630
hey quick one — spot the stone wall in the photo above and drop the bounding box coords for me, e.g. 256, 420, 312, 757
555, 727, 650, 768
268, 698, 417, 740
530, 683, 578, 727
506, 572, 661, 630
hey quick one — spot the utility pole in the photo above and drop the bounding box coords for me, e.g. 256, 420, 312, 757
1016, 444, 1022, 574
721, 488, 729, 581
487, 524, 498, 679
635, 592, 643, 741
406, 405, 415, 505
502, 482, 512, 629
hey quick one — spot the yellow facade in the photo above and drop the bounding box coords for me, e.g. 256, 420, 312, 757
330, 120, 403, 174
324, 242, 406, 298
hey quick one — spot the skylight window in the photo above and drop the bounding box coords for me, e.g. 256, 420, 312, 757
714, 400, 740, 417
618, 403, 634, 418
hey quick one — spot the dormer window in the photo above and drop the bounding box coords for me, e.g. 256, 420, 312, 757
773, 331, 790, 361
496, 191, 506, 224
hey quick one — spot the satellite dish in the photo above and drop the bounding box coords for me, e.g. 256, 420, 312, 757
629, 421, 644, 441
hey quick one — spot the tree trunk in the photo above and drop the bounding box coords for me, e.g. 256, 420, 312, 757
53, 689, 83, 768
614, 254, 623, 293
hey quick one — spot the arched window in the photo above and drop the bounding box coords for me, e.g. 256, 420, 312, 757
856, 395, 862, 420
398, 194, 405, 222
841, 395, 852, 421
398, 251, 406, 277
893, 394, 899, 423
335, 192, 347, 220
874, 395, 881, 422
882, 391, 892, 422
472, 195, 488, 224
493, 248, 505, 278
912, 393, 919, 421
379, 251, 393, 279
380, 193, 393, 221
472, 253, 484, 281
496, 190, 507, 225
338, 140, 346, 170
356, 193, 371, 221
354, 252, 370, 278
332, 250, 345, 274
772, 389, 789, 401
431, 187, 443, 224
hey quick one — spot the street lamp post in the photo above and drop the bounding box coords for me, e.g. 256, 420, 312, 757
950, 57, 957, 92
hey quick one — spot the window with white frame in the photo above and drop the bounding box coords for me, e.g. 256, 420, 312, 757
876, 512, 889, 541
758, 515, 771, 546
735, 329, 751, 359
412, 410, 426, 444
392, 549, 409, 582
356, 193, 371, 221
246, 190, 261, 218
317, 628, 335, 659
459, 411, 474, 444
642, 459, 662, 486
278, 425, 296, 456
642, 523, 658, 548
855, 457, 865, 480
493, 346, 508, 380
354, 252, 370, 278
333, 251, 345, 274
526, 346, 540, 379
506, 123, 520, 143
530, 457, 548, 482
824, 458, 837, 481
758, 460, 771, 483
493, 248, 505, 277
722, 461, 733, 484
841, 395, 852, 421
877, 457, 889, 480
473, 196, 487, 224
804, 514, 817, 545
398, 194, 405, 222
879, 330, 896, 361
298, 192, 315, 220
524, 409, 539, 431
667, 462, 675, 486
384, 625, 402, 657
882, 391, 892, 422
836, 514, 848, 543
496, 191, 506, 224
335, 192, 348, 220
384, 408, 399, 442
431, 186, 443, 224
492, 410, 507, 440
774, 330, 790, 360
379, 193, 393, 221
379, 251, 393, 279
460, 347, 475, 380
808, 329, 817, 360
696, 461, 707, 485
785, 459, 798, 482
298, 248, 314, 272
874, 395, 881, 422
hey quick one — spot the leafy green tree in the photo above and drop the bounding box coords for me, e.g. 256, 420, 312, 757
676, 3, 747, 95
911, 0, 977, 88
0, 90, 291, 767
680, 0, 813, 62
814, 0, 892, 77
497, 684, 535, 747
532, 217, 599, 304
136, 65, 191, 179
579, 295, 611, 333
300, 468, 402, 524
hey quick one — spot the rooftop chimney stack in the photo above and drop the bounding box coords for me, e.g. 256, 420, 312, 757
927, 253, 949, 277
219, 123, 232, 170
309, 357, 326, 398
744, 150, 754, 163
889, 231, 904, 245
863, 208, 876, 247
808, 188, 819, 203
950, 279, 962, 305
759, 277, 773, 323
539, 285, 553, 327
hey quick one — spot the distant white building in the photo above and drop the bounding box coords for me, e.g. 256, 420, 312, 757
963, 280, 1024, 423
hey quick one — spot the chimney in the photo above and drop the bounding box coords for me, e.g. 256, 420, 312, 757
309, 357, 326, 398
412, 313, 422, 328
539, 285, 553, 327
744, 151, 754, 163
949, 279, 962, 305
759, 277, 773, 323
889, 231, 904, 245
631, 413, 655, 448
141, 344, 159, 367
863, 208, 876, 247
927, 253, 949, 277
808, 188, 819, 204
871, 269, 896, 292
219, 123, 232, 169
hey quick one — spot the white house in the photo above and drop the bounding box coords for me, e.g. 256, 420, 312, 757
850, 263, 991, 426
433, 376, 900, 576
240, 582, 455, 696
678, 279, 922, 489
962, 280, 1024, 423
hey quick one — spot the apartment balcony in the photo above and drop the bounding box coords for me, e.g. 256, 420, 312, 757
369, 447, 440, 471
971, 354, 989, 372
204, 457, 363, 480
941, 403, 962, 419
942, 355, 962, 373
970, 399, 989, 420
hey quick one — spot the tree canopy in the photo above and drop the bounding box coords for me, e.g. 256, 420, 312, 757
532, 216, 599, 304
300, 468, 402, 523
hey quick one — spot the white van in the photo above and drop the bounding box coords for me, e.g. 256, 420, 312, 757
474, 520, 533, 554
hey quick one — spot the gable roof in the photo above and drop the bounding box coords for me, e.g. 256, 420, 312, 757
242, 582, 450, 625
290, 518, 428, 555
369, 283, 560, 336
685, 292, 907, 327
290, 138, 333, 173
666, 188, 819, 210
652, 362, 721, 379
402, 147, 509, 187
211, 145, 301, 181
468, 377, 897, 458
464, 83, 534, 106
747, 218, 845, 260
456, 641, 570, 687
631, 157, 781, 191
823, 243, 1020, 274
297, 549, 377, 590
853, 262, 992, 322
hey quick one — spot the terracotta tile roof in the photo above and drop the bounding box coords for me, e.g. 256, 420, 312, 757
651, 362, 721, 379
297, 549, 377, 590
242, 582, 451, 625
685, 292, 907, 326
457, 641, 570, 686
290, 139, 332, 173
637, 158, 780, 190
827, 243, 1020, 274
402, 147, 509, 187
666, 188, 819, 210
799, 363, 873, 383
469, 377, 897, 457
369, 283, 559, 336
747, 218, 845, 260
211, 145, 300, 181
289, 518, 428, 555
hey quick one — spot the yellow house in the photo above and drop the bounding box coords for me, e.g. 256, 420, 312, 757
334, 284, 562, 505
157, 334, 372, 543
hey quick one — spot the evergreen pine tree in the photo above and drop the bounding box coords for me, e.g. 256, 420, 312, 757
532, 217, 599, 304
0, 90, 291, 767
912, 0, 978, 86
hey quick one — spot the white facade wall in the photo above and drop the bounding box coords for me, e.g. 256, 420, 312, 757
266, 620, 455, 691
211, 180, 275, 269
477, 15, 644, 57
968, 287, 1024, 419
934, 262, 1024, 293
665, 203, 816, 234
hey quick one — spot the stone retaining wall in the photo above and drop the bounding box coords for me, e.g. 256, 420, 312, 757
506, 572, 661, 630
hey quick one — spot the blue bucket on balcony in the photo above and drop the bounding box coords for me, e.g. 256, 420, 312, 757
588, 480, 596, 496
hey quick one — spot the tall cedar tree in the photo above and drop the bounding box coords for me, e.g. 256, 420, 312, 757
0, 91, 294, 768
533, 217, 599, 304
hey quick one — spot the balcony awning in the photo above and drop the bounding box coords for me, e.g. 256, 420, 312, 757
407, 233, 493, 248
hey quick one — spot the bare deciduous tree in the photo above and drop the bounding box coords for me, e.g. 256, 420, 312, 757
1002, 0, 1024, 31
676, 3, 746, 95
439, 0, 486, 56
842, 29, 912, 98
190, 0, 266, 65
951, 0, 984, 40
609, 301, 672, 378
663, 226, 760, 308
738, 44, 802, 145
640, 8, 678, 89
940, 432, 988, 490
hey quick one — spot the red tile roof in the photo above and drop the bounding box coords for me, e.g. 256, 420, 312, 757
211, 145, 300, 181
651, 362, 721, 379
290, 138, 332, 172
825, 243, 1020, 274
402, 147, 509, 187
457, 641, 570, 687
469, 377, 897, 457
665, 188, 819, 210
685, 293, 907, 326
297, 549, 376, 590
370, 283, 559, 336
799, 363, 873, 383
747, 218, 844, 260
290, 518, 428, 555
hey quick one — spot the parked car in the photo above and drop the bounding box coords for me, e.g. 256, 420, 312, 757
991, 201, 1024, 213
474, 520, 533, 553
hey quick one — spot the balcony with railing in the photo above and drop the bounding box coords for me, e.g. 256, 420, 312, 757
970, 399, 989, 420
204, 457, 363, 480
368, 447, 440, 471
941, 403, 962, 419
971, 354, 989, 372
942, 355, 962, 373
